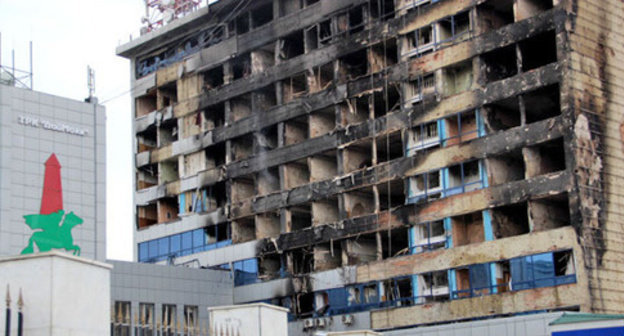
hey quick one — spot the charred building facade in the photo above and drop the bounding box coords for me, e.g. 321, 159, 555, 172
117, 0, 624, 333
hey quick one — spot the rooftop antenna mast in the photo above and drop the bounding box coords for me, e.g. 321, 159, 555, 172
87, 66, 96, 101
0, 33, 34, 89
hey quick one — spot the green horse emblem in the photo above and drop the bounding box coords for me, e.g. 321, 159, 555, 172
21, 210, 83, 255
21, 153, 83, 256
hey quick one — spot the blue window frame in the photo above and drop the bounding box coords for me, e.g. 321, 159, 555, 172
233, 258, 259, 286
510, 252, 575, 290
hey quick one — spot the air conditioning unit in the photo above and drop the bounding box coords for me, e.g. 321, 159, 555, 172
342, 314, 354, 325
304, 318, 315, 329
316, 318, 326, 328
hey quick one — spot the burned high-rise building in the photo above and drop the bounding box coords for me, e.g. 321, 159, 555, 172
117, 0, 624, 333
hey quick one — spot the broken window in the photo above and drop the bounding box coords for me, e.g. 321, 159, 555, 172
403, 25, 435, 58
475, 0, 514, 34
519, 30, 557, 72
529, 193, 570, 231
510, 251, 576, 290
376, 131, 403, 164
482, 95, 521, 132
203, 102, 225, 131
438, 11, 471, 44
289, 204, 312, 231
486, 149, 525, 186
314, 242, 342, 271
371, 0, 396, 20
232, 216, 256, 243
256, 167, 280, 196
340, 95, 370, 127
251, 44, 276, 75
203, 66, 224, 90
406, 120, 441, 156
282, 73, 308, 103
255, 211, 281, 238
342, 139, 372, 174
309, 107, 336, 138
161, 304, 176, 333
279, 0, 301, 17
524, 84, 561, 124
312, 196, 340, 226
183, 306, 199, 334
442, 109, 484, 146
231, 175, 254, 203
230, 134, 254, 162
407, 169, 443, 203
344, 187, 375, 218
451, 212, 485, 247
410, 220, 446, 253
338, 49, 369, 81
137, 164, 158, 191
139, 303, 154, 334
481, 45, 517, 83
523, 138, 566, 178
231, 53, 252, 81
514, 0, 553, 21
308, 62, 333, 93
136, 90, 157, 118
259, 254, 286, 281
442, 60, 473, 97
377, 179, 405, 211
444, 160, 486, 196
229, 94, 252, 122
251, 3, 273, 28
137, 204, 157, 230
283, 158, 310, 189
284, 116, 309, 146
404, 73, 435, 107
373, 85, 400, 118
417, 271, 449, 303
453, 263, 494, 299
384, 276, 414, 307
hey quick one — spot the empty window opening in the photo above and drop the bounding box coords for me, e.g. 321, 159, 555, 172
304, 25, 319, 52
296, 293, 315, 319
136, 90, 157, 118
282, 73, 308, 103
491, 202, 530, 239
256, 167, 280, 196
137, 127, 157, 153
251, 3, 273, 28
279, 30, 305, 60
157, 197, 179, 224
378, 179, 405, 211
312, 197, 340, 226
230, 133, 254, 162
486, 149, 525, 185
308, 62, 334, 93
137, 164, 158, 191
407, 120, 440, 156
446, 160, 484, 195
342, 140, 372, 174
442, 60, 473, 97
137, 204, 157, 229
256, 212, 281, 239
284, 116, 309, 146
318, 19, 332, 46
340, 95, 370, 126
482, 96, 521, 132
251, 44, 276, 75
338, 49, 369, 81
290, 204, 312, 232
519, 30, 557, 72
159, 159, 179, 184
451, 212, 484, 247
309, 106, 336, 138
279, 0, 301, 17
523, 138, 566, 178
259, 254, 285, 281
157, 83, 178, 109
404, 73, 435, 107
523, 84, 561, 124
410, 220, 446, 253
384, 276, 413, 307
232, 216, 256, 243
475, 0, 514, 34
349, 6, 365, 34
158, 119, 178, 147
256, 125, 278, 153
344, 187, 375, 218
206, 142, 226, 168
374, 85, 400, 118
231, 175, 255, 203
481, 45, 517, 82
231, 53, 252, 81
230, 94, 252, 122
438, 11, 471, 44
376, 131, 403, 164
253, 84, 277, 112
203, 66, 224, 90
371, 0, 396, 21
233, 11, 250, 34
407, 169, 443, 203
344, 235, 377, 265
289, 249, 313, 275
380, 227, 410, 259
515, 0, 553, 21
443, 109, 482, 146
283, 158, 310, 189
371, 39, 398, 73
182, 183, 227, 214
492, 261, 512, 293
417, 271, 450, 303
309, 150, 337, 182
203, 102, 225, 131
314, 242, 343, 271
529, 193, 570, 231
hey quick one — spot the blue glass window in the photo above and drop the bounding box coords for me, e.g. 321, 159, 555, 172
148, 240, 158, 260
138, 243, 148, 262
170, 234, 181, 256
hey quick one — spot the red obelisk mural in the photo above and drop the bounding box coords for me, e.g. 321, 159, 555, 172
40, 153, 63, 215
